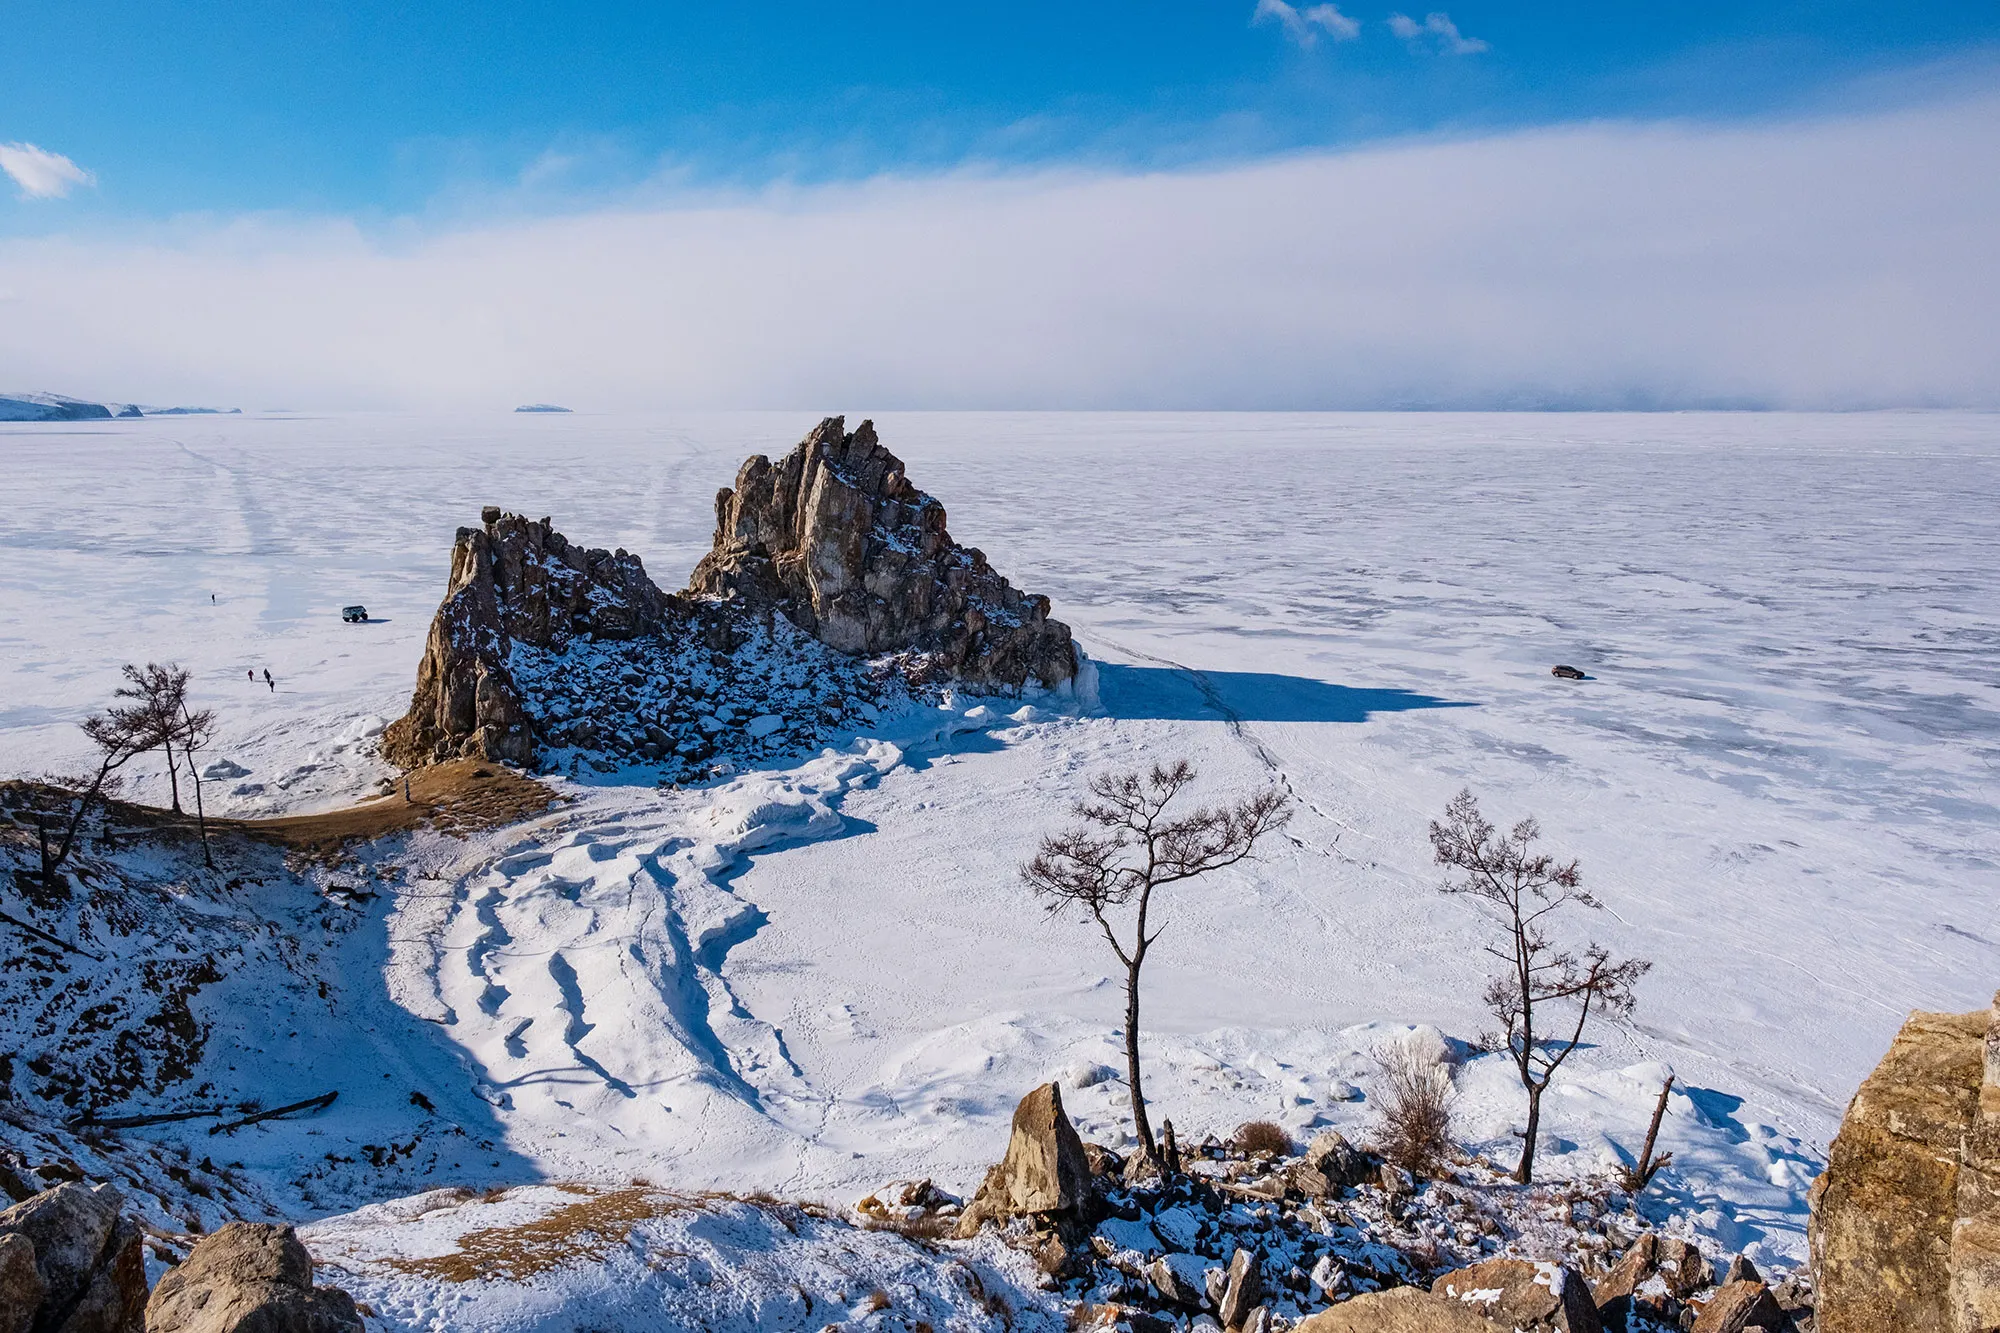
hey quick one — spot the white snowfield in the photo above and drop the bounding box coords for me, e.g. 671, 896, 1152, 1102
3, 410, 1997, 1313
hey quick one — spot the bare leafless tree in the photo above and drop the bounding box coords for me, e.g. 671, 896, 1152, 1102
116, 663, 192, 813
1429, 788, 1649, 1184
38, 681, 157, 881
1023, 760, 1290, 1163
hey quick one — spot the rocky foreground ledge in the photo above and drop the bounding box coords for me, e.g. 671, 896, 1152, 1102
382, 416, 1076, 776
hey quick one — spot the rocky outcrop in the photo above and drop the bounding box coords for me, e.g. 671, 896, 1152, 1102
1432, 1258, 1601, 1332
384, 420, 1076, 774
1287, 1130, 1375, 1199
689, 417, 1075, 690
1808, 989, 2000, 1333
144, 1223, 362, 1333
956, 1083, 1094, 1237
0, 1183, 147, 1333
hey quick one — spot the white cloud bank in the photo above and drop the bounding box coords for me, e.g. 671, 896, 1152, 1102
2, 94, 1997, 410
0, 142, 95, 199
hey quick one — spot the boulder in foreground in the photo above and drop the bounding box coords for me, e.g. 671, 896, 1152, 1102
145, 1223, 363, 1333
0, 1182, 147, 1333
956, 1082, 1093, 1237
1808, 987, 2000, 1332
1295, 1286, 1508, 1331
1431, 1256, 1601, 1332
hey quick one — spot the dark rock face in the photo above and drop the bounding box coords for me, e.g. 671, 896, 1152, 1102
0, 1233, 44, 1333
380, 512, 675, 768
689, 416, 1075, 690
0, 1183, 147, 1333
145, 1223, 363, 1333
384, 419, 1077, 774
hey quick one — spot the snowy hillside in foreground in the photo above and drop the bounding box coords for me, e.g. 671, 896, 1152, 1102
2, 410, 1996, 1285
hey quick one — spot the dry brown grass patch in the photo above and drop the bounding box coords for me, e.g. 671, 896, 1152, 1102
227, 759, 559, 854
386, 1186, 676, 1283
383, 1185, 844, 1284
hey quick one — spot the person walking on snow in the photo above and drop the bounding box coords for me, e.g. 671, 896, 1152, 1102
263, 669, 274, 692
247, 669, 254, 682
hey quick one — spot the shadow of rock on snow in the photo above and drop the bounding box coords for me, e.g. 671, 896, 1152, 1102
1097, 662, 1473, 724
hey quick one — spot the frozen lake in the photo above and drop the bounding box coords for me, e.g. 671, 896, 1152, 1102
4, 409, 1998, 1261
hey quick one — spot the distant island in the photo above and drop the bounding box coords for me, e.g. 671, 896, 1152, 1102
0, 391, 241, 422
514, 403, 573, 413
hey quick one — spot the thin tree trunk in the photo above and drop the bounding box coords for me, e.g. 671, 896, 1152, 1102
51, 760, 116, 877
1633, 1074, 1674, 1184
187, 754, 213, 869
1517, 1084, 1542, 1184
1125, 959, 1156, 1159
164, 736, 182, 813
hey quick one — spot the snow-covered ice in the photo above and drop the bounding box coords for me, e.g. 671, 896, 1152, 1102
4, 409, 1998, 1287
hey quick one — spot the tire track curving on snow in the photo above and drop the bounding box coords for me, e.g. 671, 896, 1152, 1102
384, 699, 1050, 1163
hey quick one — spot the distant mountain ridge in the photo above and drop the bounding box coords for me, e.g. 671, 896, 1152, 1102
0, 391, 241, 421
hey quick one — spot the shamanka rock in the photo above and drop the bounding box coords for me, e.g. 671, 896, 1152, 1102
1808, 987, 2000, 1333
689, 416, 1075, 690
383, 419, 1077, 774
144, 1223, 362, 1333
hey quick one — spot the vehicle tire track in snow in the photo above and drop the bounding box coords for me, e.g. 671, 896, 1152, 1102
389, 703, 1039, 1166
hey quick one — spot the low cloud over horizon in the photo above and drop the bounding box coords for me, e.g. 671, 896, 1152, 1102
3, 94, 1996, 412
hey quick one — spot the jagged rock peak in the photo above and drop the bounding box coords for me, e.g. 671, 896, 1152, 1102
688, 416, 1076, 690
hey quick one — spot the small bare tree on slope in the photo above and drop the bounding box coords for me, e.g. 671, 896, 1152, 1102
1429, 788, 1649, 1184
35, 671, 159, 882
1023, 760, 1290, 1165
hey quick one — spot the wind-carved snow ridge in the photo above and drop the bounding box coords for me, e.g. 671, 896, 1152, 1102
392, 695, 1052, 1176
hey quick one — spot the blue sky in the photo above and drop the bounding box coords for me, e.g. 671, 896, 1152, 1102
3, 4, 1997, 409
5, 1, 1997, 221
